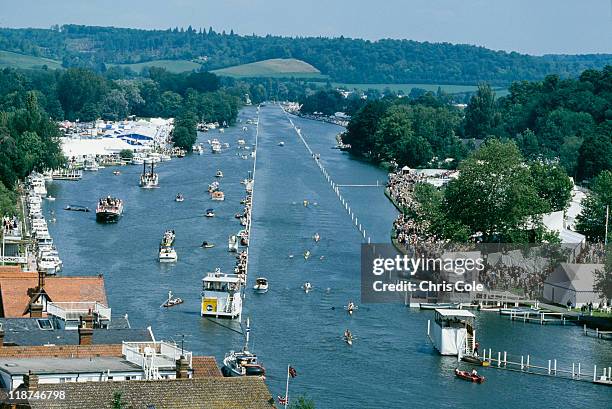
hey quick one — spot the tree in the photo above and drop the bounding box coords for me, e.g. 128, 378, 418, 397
463, 84, 497, 139
530, 162, 572, 212
0, 180, 16, 215
57, 68, 108, 120
576, 170, 612, 241
444, 139, 548, 241
100, 89, 129, 121
119, 149, 133, 160
289, 396, 315, 409
172, 110, 197, 151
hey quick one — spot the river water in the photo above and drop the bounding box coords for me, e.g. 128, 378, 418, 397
45, 105, 611, 408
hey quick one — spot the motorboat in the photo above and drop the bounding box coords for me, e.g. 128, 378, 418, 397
216, 170, 224, 178
113, 170, 121, 176
175, 193, 184, 202
228, 235, 239, 252
208, 181, 220, 192
222, 318, 265, 377
95, 196, 123, 223
159, 246, 178, 262
454, 369, 485, 383
313, 233, 320, 242
205, 208, 215, 218
303, 282, 312, 293
278, 141, 285, 147
253, 278, 269, 294
161, 290, 183, 308
201, 268, 243, 319
45, 195, 56, 202
201, 241, 215, 249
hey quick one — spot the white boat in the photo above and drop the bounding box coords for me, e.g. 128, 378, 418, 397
160, 154, 172, 162
211, 191, 225, 201
278, 141, 285, 147
159, 246, 178, 262
175, 194, 184, 202
132, 156, 145, 165
161, 290, 183, 308
140, 161, 159, 188
83, 158, 99, 171
303, 282, 312, 293
46, 196, 56, 202
208, 181, 220, 192
201, 268, 243, 319
205, 209, 215, 218
215, 170, 223, 178
161, 230, 176, 247
222, 318, 265, 377
313, 233, 320, 242
253, 278, 269, 294
228, 235, 239, 252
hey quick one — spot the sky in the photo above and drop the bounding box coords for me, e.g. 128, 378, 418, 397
1, 0, 611, 55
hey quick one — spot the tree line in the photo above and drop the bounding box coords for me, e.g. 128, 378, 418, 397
1, 25, 610, 85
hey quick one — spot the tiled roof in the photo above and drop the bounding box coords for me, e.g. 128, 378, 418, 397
0, 274, 107, 318
28, 377, 276, 409
0, 344, 123, 358
0, 265, 23, 274
191, 356, 222, 378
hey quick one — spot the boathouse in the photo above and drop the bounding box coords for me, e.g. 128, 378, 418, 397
543, 263, 604, 307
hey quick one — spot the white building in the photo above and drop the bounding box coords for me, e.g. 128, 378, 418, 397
543, 263, 604, 307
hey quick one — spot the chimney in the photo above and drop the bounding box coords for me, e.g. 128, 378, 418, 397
0, 324, 4, 348
37, 270, 45, 290
78, 310, 94, 345
23, 371, 39, 392
175, 356, 190, 379
30, 303, 43, 318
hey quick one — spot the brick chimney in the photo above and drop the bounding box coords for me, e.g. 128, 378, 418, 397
78, 310, 94, 345
175, 356, 190, 379
37, 270, 45, 290
23, 371, 39, 392
30, 303, 43, 318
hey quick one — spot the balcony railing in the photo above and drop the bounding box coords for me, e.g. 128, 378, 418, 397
122, 341, 192, 369
46, 301, 111, 321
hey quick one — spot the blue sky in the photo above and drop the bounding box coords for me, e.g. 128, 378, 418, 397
1, 0, 611, 55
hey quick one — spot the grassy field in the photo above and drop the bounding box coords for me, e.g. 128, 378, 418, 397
212, 58, 325, 79
333, 82, 508, 95
110, 59, 203, 73
0, 50, 62, 70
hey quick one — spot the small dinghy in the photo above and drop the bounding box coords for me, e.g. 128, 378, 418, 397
175, 193, 184, 202
161, 291, 183, 308
278, 141, 285, 147
113, 170, 121, 176
454, 368, 485, 383
201, 241, 215, 248
216, 170, 223, 178
253, 277, 269, 294
303, 282, 312, 293
205, 208, 215, 217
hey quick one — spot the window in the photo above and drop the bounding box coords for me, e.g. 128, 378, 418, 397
59, 377, 72, 383
36, 319, 53, 330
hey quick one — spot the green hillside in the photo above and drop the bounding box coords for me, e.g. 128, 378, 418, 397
0, 50, 62, 70
110, 59, 203, 73
212, 58, 324, 78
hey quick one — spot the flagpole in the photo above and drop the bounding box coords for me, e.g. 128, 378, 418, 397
284, 364, 290, 409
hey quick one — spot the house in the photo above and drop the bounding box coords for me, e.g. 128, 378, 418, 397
0, 271, 109, 329
543, 263, 604, 307
0, 338, 220, 391
12, 376, 275, 409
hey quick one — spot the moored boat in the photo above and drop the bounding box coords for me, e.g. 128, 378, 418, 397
139, 161, 159, 188
228, 235, 239, 252
205, 208, 215, 218
201, 268, 243, 319
222, 318, 265, 377
454, 368, 485, 383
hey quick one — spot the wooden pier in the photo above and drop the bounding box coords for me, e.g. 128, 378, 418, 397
583, 324, 612, 340
473, 348, 612, 386
505, 310, 579, 325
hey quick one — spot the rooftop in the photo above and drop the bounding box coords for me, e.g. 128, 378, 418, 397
28, 377, 275, 409
0, 356, 140, 375
435, 309, 475, 318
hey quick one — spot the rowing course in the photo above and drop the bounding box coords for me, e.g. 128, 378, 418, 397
45, 104, 611, 408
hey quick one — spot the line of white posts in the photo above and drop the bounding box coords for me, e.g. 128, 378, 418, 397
479, 348, 611, 382
284, 109, 372, 244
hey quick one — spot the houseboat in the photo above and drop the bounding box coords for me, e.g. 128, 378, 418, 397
201, 268, 243, 319
427, 309, 477, 357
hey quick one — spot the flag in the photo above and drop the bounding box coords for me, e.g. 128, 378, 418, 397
277, 396, 288, 405
289, 366, 297, 378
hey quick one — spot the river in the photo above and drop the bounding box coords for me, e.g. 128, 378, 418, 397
45, 104, 611, 408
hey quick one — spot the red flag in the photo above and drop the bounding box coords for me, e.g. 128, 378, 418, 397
289, 366, 297, 378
